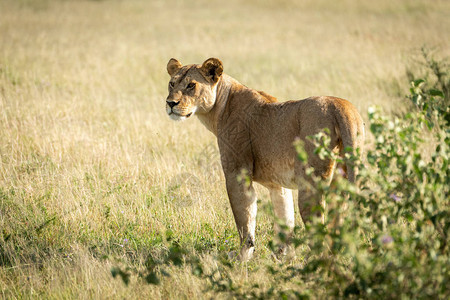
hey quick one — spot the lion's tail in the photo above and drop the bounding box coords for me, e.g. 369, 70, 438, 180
335, 110, 365, 183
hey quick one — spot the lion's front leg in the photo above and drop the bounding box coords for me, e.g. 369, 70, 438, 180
225, 173, 257, 261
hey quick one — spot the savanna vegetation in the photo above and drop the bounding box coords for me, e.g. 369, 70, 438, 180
1, 0, 449, 298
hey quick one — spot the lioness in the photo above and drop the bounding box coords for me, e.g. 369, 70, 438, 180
165, 58, 365, 261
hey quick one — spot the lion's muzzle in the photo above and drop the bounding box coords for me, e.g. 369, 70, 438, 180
166, 100, 195, 120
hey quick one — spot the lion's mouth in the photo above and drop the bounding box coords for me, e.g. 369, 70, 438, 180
168, 110, 194, 121
170, 112, 192, 118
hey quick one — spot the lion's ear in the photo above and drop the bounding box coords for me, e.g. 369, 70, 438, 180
200, 58, 223, 83
167, 58, 182, 76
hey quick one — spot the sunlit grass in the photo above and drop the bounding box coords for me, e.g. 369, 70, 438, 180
0, 0, 449, 298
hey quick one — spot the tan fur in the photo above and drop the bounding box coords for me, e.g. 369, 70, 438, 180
165, 58, 365, 261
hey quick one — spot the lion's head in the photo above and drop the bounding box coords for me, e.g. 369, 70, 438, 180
165, 58, 223, 121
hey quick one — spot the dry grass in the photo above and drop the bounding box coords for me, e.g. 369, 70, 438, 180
0, 0, 449, 298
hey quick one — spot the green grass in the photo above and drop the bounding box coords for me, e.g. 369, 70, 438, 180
1, 0, 449, 298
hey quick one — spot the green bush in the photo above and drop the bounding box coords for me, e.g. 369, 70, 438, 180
287, 104, 449, 298
407, 48, 450, 126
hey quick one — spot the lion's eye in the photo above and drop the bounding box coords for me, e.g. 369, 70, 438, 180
186, 82, 196, 90
169, 82, 175, 88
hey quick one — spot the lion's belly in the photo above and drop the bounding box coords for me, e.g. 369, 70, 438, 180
253, 156, 298, 189
250, 123, 300, 189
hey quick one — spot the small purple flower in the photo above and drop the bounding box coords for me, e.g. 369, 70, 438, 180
123, 238, 129, 243
389, 193, 401, 202
381, 235, 394, 244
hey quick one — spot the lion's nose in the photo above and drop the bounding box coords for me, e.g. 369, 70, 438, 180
166, 101, 179, 108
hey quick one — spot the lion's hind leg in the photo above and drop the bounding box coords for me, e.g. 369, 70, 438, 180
295, 139, 337, 225
267, 185, 295, 257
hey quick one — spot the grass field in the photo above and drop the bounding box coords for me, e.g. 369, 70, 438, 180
1, 0, 449, 298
